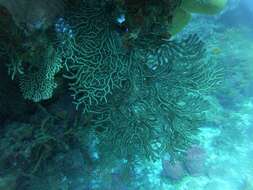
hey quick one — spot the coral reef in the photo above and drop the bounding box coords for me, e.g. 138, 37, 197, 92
0, 0, 224, 163
0, 0, 229, 189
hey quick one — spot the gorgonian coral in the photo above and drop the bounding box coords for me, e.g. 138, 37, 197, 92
59, 3, 130, 113
88, 34, 223, 161
55, 1, 223, 161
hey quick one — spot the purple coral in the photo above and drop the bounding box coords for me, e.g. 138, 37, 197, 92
184, 145, 206, 176
161, 154, 186, 181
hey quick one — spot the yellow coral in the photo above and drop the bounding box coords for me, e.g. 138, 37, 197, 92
168, 8, 192, 35
168, 0, 227, 35
181, 0, 228, 15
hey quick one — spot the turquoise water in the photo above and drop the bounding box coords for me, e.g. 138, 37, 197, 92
0, 0, 252, 189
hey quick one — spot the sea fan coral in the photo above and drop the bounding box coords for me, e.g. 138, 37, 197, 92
55, 1, 223, 161
59, 3, 129, 113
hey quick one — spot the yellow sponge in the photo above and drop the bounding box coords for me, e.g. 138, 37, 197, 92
168, 8, 192, 35
181, 0, 228, 15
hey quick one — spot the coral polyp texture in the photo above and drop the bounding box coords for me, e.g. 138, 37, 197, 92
19, 46, 62, 102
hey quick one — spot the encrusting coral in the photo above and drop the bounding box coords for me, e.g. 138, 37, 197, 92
19, 44, 62, 102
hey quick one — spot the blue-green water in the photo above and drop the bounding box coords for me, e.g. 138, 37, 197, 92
0, 0, 252, 189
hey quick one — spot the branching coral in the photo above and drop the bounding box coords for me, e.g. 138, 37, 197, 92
59, 4, 130, 113
54, 1, 224, 162
84, 33, 223, 161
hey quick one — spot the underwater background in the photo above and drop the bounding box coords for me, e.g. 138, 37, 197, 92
0, 0, 252, 189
